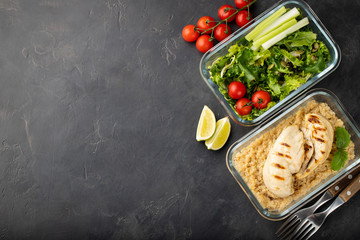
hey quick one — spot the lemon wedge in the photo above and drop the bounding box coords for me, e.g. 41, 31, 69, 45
196, 105, 216, 141
205, 117, 231, 150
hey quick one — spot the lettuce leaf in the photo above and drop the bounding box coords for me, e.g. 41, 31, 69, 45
277, 31, 317, 47
279, 49, 303, 67
280, 73, 311, 100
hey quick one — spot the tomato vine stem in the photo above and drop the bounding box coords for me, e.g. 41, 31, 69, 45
195, 0, 257, 41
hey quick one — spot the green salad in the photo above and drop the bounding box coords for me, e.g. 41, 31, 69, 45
209, 7, 331, 121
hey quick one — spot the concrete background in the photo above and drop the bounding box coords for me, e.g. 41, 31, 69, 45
0, 0, 359, 239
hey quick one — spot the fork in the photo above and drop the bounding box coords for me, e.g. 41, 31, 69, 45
276, 166, 360, 239
276, 190, 332, 239
288, 173, 360, 240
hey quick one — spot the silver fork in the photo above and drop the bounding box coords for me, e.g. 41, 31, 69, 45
288, 173, 360, 240
276, 191, 332, 239
276, 167, 360, 239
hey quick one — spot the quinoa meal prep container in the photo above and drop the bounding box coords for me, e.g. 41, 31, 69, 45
225, 89, 360, 220
199, 0, 341, 127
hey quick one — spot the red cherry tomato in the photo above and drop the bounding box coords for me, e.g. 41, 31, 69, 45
218, 5, 237, 22
251, 90, 271, 109
228, 81, 246, 99
236, 10, 253, 28
214, 24, 232, 42
182, 25, 200, 42
196, 35, 214, 53
235, 98, 252, 116
235, 0, 253, 9
197, 16, 216, 34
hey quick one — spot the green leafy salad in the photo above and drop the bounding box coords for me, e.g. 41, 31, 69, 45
209, 7, 331, 121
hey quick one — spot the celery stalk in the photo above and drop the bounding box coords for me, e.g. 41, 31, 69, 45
262, 17, 309, 50
253, 7, 300, 42
245, 6, 287, 41
251, 19, 297, 51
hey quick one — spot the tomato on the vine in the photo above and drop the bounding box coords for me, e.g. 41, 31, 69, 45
197, 16, 216, 34
251, 90, 271, 109
235, 98, 252, 116
218, 5, 237, 22
236, 10, 252, 27
196, 35, 214, 53
182, 25, 200, 42
214, 24, 232, 42
228, 81, 246, 99
235, 0, 253, 9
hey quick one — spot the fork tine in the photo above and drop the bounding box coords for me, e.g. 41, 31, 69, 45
276, 216, 300, 237
287, 220, 310, 240
302, 227, 317, 240
276, 215, 297, 235
278, 219, 301, 240
298, 225, 315, 240
293, 222, 312, 240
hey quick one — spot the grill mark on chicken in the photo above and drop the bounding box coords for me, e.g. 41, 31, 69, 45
308, 115, 321, 124
276, 152, 292, 159
280, 142, 291, 147
313, 127, 327, 131
304, 143, 312, 152
273, 175, 285, 181
273, 163, 286, 169
313, 136, 325, 143
277, 152, 284, 157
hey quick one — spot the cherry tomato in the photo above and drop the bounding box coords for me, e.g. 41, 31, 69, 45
182, 25, 200, 42
197, 16, 216, 34
236, 10, 252, 28
235, 98, 252, 116
228, 81, 246, 99
214, 24, 232, 42
218, 5, 237, 22
235, 0, 253, 9
196, 35, 214, 53
251, 90, 271, 109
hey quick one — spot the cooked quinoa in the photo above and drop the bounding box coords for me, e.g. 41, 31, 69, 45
233, 100, 355, 211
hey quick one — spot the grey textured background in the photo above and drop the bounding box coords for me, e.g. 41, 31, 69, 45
0, 0, 359, 239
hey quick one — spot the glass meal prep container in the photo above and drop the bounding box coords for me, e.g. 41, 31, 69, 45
199, 0, 341, 127
226, 89, 360, 220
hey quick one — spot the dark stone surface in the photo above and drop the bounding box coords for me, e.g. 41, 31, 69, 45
0, 0, 359, 239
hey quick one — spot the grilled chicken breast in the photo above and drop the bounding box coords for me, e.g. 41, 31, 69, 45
297, 114, 334, 178
263, 126, 305, 198
263, 156, 293, 198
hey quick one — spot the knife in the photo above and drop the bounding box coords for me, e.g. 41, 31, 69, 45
323, 171, 360, 214
328, 165, 360, 197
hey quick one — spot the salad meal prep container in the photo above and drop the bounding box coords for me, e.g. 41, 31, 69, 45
225, 89, 360, 220
199, 0, 341, 127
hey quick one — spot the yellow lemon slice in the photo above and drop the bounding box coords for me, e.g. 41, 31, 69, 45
196, 105, 216, 141
205, 117, 231, 150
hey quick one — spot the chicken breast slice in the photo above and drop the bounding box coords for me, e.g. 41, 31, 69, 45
263, 126, 305, 198
271, 126, 305, 173
297, 114, 333, 178
263, 155, 293, 198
